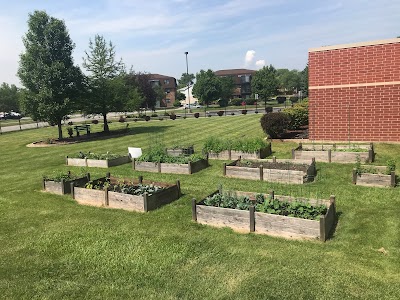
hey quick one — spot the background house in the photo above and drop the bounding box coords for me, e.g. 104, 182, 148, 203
214, 69, 256, 99
178, 85, 199, 106
308, 38, 400, 142
148, 74, 177, 107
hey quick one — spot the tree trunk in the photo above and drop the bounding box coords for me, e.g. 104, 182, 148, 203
103, 113, 109, 133
57, 119, 63, 140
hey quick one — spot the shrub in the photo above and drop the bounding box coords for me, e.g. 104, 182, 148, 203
173, 101, 181, 107
194, 112, 200, 118
244, 98, 256, 105
289, 96, 299, 103
231, 112, 235, 115
203, 136, 269, 154
118, 116, 125, 123
164, 112, 170, 116
265, 106, 273, 113
144, 116, 150, 122
230, 98, 243, 106
283, 100, 308, 130
91, 119, 99, 124
276, 96, 286, 104
241, 110, 247, 115
260, 112, 290, 138
170, 113, 176, 120
217, 111, 224, 116
67, 121, 73, 125
67, 127, 73, 138
159, 117, 164, 121
151, 113, 158, 117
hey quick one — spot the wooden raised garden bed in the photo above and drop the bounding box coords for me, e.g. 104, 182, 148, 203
132, 158, 209, 174
292, 142, 375, 163
223, 157, 316, 184
66, 155, 131, 168
166, 146, 194, 157
71, 175, 181, 212
192, 190, 336, 241
207, 143, 272, 160
42, 172, 90, 195
352, 165, 396, 188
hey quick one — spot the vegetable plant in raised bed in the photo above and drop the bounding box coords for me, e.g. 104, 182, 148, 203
42, 170, 90, 195
203, 136, 272, 160
223, 157, 316, 184
292, 142, 375, 163
71, 174, 181, 212
66, 151, 131, 168
166, 144, 195, 157
133, 144, 208, 174
352, 158, 396, 187
192, 188, 336, 241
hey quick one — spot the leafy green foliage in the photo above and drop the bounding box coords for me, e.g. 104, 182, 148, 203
85, 178, 164, 196
203, 192, 327, 220
137, 143, 203, 164
73, 151, 122, 160
0, 83, 20, 113
192, 69, 221, 107
260, 112, 290, 138
83, 34, 125, 133
18, 10, 85, 139
43, 170, 87, 182
276, 69, 301, 93
218, 75, 235, 105
386, 159, 396, 174
283, 100, 308, 130
251, 65, 279, 102
203, 137, 269, 154
177, 72, 195, 89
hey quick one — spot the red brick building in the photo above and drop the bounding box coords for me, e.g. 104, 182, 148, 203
215, 69, 256, 98
148, 74, 178, 107
308, 38, 400, 142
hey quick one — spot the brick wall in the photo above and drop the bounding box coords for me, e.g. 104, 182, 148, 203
309, 39, 400, 142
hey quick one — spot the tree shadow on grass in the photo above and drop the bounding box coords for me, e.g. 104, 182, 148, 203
29, 125, 171, 147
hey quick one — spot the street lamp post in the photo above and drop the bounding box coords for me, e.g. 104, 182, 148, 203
184, 51, 190, 114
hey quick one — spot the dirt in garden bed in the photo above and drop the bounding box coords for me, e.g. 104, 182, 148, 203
234, 160, 310, 172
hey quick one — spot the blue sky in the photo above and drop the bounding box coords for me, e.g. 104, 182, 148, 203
1, 0, 399, 86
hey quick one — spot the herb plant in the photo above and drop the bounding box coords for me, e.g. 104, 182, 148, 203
203, 137, 269, 154
74, 151, 122, 160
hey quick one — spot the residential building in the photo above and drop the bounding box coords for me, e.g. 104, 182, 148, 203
309, 38, 400, 142
214, 69, 256, 98
177, 85, 199, 106
148, 74, 178, 107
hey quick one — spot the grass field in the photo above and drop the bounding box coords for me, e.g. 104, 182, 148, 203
0, 115, 399, 299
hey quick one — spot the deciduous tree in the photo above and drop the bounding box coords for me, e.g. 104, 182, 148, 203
0, 83, 20, 113
18, 10, 84, 139
83, 35, 125, 133
251, 65, 279, 104
192, 69, 221, 107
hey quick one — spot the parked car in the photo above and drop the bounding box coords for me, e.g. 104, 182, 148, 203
184, 103, 202, 109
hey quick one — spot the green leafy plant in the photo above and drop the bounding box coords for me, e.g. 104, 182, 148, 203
84, 178, 164, 196
73, 151, 123, 160
283, 100, 308, 130
203, 137, 269, 154
43, 171, 86, 182
203, 191, 327, 220
386, 159, 396, 175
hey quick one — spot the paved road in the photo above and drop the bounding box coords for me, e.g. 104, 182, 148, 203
0, 108, 284, 134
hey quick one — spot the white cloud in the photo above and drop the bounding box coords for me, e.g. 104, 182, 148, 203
255, 60, 265, 68
244, 50, 255, 67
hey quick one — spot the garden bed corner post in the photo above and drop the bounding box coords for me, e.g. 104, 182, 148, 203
132, 158, 136, 170
352, 169, 357, 184
259, 165, 264, 181
176, 180, 181, 197
291, 149, 295, 159
249, 205, 255, 232
223, 163, 227, 176
42, 178, 46, 190
61, 178, 65, 194
391, 171, 396, 187
143, 192, 149, 212
192, 198, 197, 221
328, 149, 332, 163
70, 182, 75, 199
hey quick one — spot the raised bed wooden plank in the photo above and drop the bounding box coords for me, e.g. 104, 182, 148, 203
208, 144, 272, 160
108, 192, 145, 212
43, 176, 89, 195
193, 191, 336, 241
196, 205, 250, 232
73, 187, 105, 207
67, 156, 130, 168
133, 159, 208, 174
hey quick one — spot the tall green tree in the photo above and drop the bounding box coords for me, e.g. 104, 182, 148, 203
192, 69, 221, 107
300, 65, 309, 96
0, 83, 20, 113
177, 72, 195, 89
83, 35, 125, 133
18, 10, 84, 139
218, 76, 235, 107
251, 65, 279, 104
276, 69, 301, 93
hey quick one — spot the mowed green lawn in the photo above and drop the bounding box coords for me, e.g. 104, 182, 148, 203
0, 115, 399, 299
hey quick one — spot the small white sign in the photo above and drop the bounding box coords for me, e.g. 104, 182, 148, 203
255, 93, 259, 100
128, 147, 142, 158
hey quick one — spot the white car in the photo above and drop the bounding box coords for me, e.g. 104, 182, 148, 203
184, 103, 202, 109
